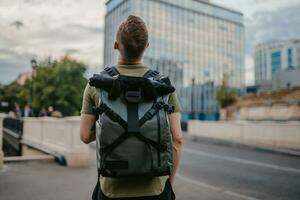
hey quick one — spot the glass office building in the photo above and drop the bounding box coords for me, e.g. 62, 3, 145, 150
254, 39, 300, 85
104, 0, 245, 120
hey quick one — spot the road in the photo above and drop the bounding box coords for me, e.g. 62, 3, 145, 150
1, 138, 300, 200
178, 140, 300, 200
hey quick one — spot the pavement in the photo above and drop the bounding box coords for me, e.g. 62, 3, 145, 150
1, 139, 300, 200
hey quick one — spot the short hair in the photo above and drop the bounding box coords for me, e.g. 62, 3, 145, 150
116, 15, 148, 60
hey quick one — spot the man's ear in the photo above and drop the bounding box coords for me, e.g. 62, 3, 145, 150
114, 41, 119, 50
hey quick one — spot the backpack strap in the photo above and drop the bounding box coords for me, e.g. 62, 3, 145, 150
143, 69, 160, 79
103, 66, 119, 77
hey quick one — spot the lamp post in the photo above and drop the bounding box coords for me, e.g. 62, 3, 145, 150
191, 77, 195, 119
30, 58, 37, 106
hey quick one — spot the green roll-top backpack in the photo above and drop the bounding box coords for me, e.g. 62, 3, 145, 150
89, 66, 175, 178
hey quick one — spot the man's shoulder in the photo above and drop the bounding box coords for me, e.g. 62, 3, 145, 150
84, 83, 99, 101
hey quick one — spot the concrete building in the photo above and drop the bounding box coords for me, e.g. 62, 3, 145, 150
254, 39, 300, 85
104, 0, 245, 120
272, 68, 300, 90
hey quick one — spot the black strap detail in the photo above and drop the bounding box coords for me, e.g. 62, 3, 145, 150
125, 89, 142, 133
139, 101, 165, 126
143, 69, 160, 78
105, 160, 128, 170
164, 104, 175, 114
100, 132, 129, 155
94, 103, 127, 129
101, 131, 166, 156
134, 133, 167, 152
104, 66, 119, 77
127, 102, 140, 133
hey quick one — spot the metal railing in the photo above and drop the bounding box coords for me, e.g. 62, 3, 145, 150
2, 118, 24, 156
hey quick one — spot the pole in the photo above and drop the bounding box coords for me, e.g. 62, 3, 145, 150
30, 58, 37, 110
191, 78, 195, 119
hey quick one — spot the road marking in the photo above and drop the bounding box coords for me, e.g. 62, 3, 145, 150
184, 148, 300, 174
176, 174, 260, 200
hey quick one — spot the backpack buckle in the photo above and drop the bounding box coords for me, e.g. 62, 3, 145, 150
125, 89, 141, 103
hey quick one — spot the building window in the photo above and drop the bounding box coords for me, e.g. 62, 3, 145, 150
271, 51, 281, 75
288, 48, 293, 69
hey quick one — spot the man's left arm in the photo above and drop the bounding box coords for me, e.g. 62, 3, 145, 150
80, 114, 96, 144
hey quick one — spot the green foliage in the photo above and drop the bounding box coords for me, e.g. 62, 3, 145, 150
2, 56, 88, 116
0, 82, 22, 112
216, 74, 236, 109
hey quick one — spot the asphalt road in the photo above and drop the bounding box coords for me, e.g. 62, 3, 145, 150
178, 140, 300, 200
1, 139, 300, 200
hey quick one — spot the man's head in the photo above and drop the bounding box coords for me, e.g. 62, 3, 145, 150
114, 15, 149, 62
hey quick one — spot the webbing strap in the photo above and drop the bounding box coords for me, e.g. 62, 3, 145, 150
139, 101, 165, 126
95, 103, 127, 129
104, 66, 119, 76
100, 132, 129, 155
100, 131, 166, 155
127, 102, 140, 133
125, 89, 142, 133
143, 69, 159, 78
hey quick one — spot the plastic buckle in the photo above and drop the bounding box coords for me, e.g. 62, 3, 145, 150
155, 101, 165, 109
164, 104, 175, 114
125, 89, 141, 103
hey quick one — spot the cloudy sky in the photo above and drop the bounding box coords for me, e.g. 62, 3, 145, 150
0, 0, 300, 85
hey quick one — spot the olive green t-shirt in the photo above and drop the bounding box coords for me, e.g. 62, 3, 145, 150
81, 64, 181, 198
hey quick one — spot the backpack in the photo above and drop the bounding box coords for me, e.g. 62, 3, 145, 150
89, 66, 175, 178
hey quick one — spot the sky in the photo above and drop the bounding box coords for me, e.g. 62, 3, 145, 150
0, 0, 300, 85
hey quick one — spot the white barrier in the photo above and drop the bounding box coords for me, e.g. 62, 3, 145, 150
234, 105, 300, 121
0, 113, 7, 169
188, 120, 300, 151
22, 116, 90, 167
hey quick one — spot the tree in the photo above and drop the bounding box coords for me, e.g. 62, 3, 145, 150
0, 82, 22, 112
18, 56, 87, 116
216, 73, 236, 109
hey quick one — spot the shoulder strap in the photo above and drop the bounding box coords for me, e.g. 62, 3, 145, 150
103, 66, 119, 77
143, 69, 160, 79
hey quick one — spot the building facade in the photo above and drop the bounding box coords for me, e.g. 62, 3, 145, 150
104, 0, 245, 120
272, 68, 300, 90
254, 39, 300, 85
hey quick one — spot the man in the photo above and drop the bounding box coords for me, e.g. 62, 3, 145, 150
22, 104, 34, 117
80, 15, 183, 200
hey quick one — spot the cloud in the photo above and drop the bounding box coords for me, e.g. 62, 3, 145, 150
246, 2, 300, 51
0, 0, 105, 84
243, 2, 300, 85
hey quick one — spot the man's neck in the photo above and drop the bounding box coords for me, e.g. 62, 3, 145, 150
117, 56, 143, 65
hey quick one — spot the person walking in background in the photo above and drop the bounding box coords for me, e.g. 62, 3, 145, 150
39, 107, 48, 117
80, 15, 183, 200
47, 106, 54, 116
14, 103, 22, 118
47, 106, 63, 118
22, 104, 34, 117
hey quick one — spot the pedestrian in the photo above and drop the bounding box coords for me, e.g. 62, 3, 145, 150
14, 103, 22, 118
47, 106, 54, 116
39, 107, 48, 117
22, 104, 34, 117
80, 15, 183, 200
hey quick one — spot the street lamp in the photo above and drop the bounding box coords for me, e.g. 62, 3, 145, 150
31, 58, 37, 70
30, 58, 37, 107
191, 77, 195, 119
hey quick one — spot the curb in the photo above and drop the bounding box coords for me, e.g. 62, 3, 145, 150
184, 133, 300, 158
4, 155, 55, 162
